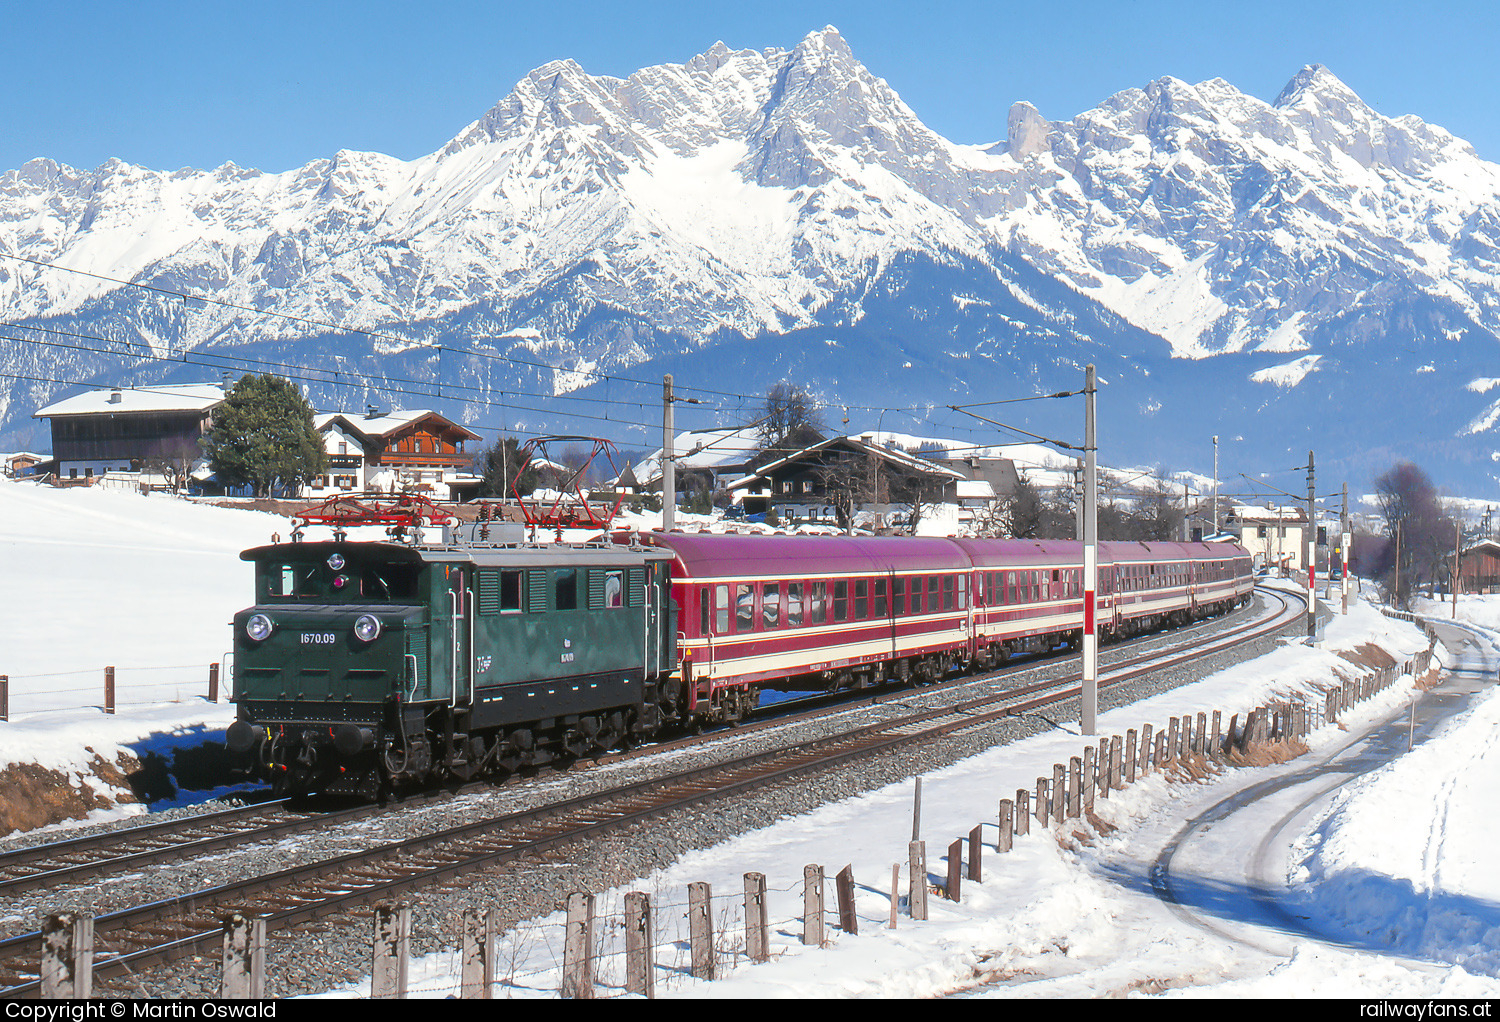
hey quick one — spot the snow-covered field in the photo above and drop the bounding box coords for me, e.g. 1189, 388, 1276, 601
2, 479, 1498, 998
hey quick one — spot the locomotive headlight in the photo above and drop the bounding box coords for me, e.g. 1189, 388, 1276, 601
245, 613, 274, 642
327, 553, 346, 571
353, 614, 382, 643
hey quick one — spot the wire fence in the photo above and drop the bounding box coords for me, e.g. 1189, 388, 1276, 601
0, 662, 221, 720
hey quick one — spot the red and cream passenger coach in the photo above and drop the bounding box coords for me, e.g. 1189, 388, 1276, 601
629, 532, 1253, 725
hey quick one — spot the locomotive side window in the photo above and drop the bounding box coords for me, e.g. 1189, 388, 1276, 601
715, 585, 729, 633
555, 569, 578, 611
699, 588, 710, 636
477, 569, 522, 614
603, 570, 623, 608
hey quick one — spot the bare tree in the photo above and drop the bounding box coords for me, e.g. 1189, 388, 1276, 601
1374, 461, 1456, 605
144, 436, 205, 494
815, 450, 880, 534
753, 384, 825, 465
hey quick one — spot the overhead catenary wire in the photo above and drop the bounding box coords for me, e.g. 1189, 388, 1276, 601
0, 252, 1112, 455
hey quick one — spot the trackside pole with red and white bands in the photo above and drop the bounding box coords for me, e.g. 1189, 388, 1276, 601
1082, 364, 1098, 736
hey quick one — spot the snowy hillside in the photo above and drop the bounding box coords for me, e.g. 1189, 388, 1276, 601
4, 27, 1500, 489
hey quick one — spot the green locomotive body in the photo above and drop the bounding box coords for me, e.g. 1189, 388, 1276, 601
227, 535, 678, 797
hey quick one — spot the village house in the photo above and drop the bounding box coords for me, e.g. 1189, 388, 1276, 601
306, 408, 482, 499
32, 383, 227, 483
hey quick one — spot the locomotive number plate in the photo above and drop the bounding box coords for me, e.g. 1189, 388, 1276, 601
301, 632, 337, 645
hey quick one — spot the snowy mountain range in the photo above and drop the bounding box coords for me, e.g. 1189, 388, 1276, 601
3, 26, 1498, 494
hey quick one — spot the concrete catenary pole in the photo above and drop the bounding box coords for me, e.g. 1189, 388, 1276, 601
662, 375, 675, 532
1342, 482, 1350, 616
1307, 451, 1316, 641
1082, 365, 1098, 736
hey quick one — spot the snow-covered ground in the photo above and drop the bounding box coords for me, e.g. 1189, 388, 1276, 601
2, 479, 1498, 997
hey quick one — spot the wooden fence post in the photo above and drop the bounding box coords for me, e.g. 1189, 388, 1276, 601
908, 841, 928, 920
459, 907, 494, 999
997, 799, 1013, 853
1124, 729, 1137, 784
625, 891, 654, 999
836, 866, 858, 936
1015, 788, 1030, 837
1155, 729, 1167, 767
1036, 777, 1050, 827
1196, 713, 1208, 755
1140, 723, 1154, 775
745, 873, 769, 962
946, 839, 963, 902
1166, 717, 1179, 762
969, 824, 984, 881
1211, 710, 1223, 756
1082, 747, 1096, 811
889, 864, 900, 929
41, 912, 93, 999
1067, 758, 1081, 818
104, 666, 115, 715
208, 662, 220, 703
1053, 765, 1065, 824
562, 892, 595, 999
220, 913, 266, 999
371, 903, 410, 1000
803, 865, 825, 946
0, 675, 8, 722
1109, 735, 1123, 793
688, 882, 715, 980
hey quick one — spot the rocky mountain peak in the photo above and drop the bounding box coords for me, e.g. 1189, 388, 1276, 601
1006, 101, 1050, 159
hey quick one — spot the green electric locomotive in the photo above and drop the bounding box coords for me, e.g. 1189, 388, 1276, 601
225, 497, 679, 797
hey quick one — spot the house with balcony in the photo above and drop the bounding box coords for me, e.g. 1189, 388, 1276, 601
306, 408, 482, 498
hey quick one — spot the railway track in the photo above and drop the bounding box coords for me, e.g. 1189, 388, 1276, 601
0, 585, 1301, 996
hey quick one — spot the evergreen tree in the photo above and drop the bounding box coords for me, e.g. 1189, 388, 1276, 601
475, 436, 539, 498
202, 375, 327, 497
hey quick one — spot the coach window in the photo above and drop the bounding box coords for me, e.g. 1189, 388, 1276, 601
715, 585, 730, 633
788, 582, 804, 627
763, 583, 780, 629
942, 575, 955, 611
854, 579, 869, 620
811, 581, 827, 624
892, 577, 905, 616
873, 578, 887, 618
834, 581, 849, 621
736, 584, 754, 632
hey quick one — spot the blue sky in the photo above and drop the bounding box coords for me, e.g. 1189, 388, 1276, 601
3, 0, 1498, 173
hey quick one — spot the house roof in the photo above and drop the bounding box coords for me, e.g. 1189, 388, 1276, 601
34, 383, 226, 418
315, 410, 481, 443
627, 426, 762, 488
726, 434, 965, 491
